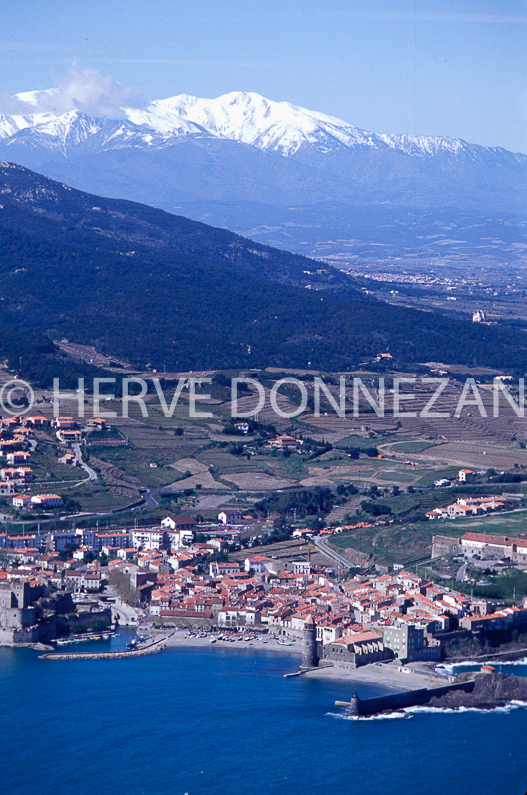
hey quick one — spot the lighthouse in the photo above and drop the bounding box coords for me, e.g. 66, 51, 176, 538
301, 613, 318, 669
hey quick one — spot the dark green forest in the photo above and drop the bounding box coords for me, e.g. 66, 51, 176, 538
1, 162, 527, 381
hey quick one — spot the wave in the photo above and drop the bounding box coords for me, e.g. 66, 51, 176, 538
327, 710, 412, 721
328, 701, 527, 720
405, 701, 527, 716
447, 657, 527, 672
441, 660, 480, 671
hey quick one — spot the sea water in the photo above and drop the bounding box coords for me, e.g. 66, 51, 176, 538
0, 641, 526, 795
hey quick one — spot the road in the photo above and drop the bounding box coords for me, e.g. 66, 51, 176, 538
101, 590, 141, 626
313, 535, 354, 569
129, 489, 159, 511
72, 443, 98, 481
456, 561, 468, 582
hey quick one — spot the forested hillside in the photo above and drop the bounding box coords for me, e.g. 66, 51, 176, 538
0, 162, 526, 376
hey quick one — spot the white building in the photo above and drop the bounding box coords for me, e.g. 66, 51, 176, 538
132, 528, 166, 551
218, 510, 242, 525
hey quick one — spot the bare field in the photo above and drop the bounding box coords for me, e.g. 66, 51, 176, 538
415, 442, 527, 470
221, 472, 296, 490
171, 458, 210, 475
165, 471, 230, 491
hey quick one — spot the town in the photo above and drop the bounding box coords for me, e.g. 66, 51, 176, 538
2, 508, 527, 670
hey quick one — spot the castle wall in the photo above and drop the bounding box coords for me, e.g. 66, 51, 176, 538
0, 606, 36, 629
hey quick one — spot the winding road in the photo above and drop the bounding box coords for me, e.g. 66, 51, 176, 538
312, 535, 354, 569
72, 442, 98, 481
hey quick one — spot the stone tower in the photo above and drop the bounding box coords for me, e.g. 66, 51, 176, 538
301, 613, 318, 669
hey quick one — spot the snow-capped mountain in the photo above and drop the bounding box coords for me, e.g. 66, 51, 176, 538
0, 89, 525, 263
0, 88, 507, 159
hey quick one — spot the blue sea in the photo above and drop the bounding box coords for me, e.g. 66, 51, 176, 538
1, 635, 526, 795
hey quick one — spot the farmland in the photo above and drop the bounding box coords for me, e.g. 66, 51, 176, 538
3, 363, 527, 555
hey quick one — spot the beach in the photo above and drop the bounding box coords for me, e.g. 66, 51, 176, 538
161, 628, 303, 655
158, 628, 443, 690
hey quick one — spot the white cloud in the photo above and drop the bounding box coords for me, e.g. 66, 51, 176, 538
0, 64, 149, 119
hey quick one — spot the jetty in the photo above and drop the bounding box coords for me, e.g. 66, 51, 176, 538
335, 670, 527, 716
336, 679, 472, 716
39, 635, 169, 661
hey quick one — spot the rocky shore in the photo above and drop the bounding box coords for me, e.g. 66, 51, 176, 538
427, 671, 527, 710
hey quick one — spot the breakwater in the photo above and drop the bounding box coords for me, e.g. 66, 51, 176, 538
336, 680, 473, 716
335, 672, 527, 716
39, 636, 168, 660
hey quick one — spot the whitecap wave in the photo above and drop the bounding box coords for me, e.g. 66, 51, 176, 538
405, 701, 527, 716
448, 656, 527, 671
328, 700, 527, 720
326, 710, 411, 721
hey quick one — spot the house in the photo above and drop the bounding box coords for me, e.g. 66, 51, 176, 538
292, 560, 311, 576
15, 467, 33, 483
31, 494, 63, 509
161, 515, 198, 531
6, 451, 31, 466
269, 435, 301, 451
458, 469, 474, 483
12, 494, 32, 509
117, 548, 136, 560
83, 572, 101, 592
292, 528, 313, 539
86, 418, 106, 430
244, 555, 271, 573
58, 453, 77, 466
101, 545, 121, 557
0, 481, 15, 495
233, 422, 250, 434
52, 417, 75, 429
24, 416, 50, 427
57, 430, 83, 444
209, 561, 241, 576
64, 570, 83, 592
1, 467, 33, 484
218, 510, 242, 525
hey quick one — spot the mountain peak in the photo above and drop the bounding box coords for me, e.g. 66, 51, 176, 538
1, 85, 520, 160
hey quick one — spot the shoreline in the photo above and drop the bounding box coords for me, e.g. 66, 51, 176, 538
161, 630, 303, 656
9, 625, 527, 694
157, 630, 451, 690
156, 630, 527, 691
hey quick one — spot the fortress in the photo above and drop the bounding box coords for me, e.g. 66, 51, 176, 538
0, 582, 41, 644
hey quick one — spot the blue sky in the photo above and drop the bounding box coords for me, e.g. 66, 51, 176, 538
1, 0, 526, 152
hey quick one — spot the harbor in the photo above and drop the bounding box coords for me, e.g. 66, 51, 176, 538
39, 634, 169, 660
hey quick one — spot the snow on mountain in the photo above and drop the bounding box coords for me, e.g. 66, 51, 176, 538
133, 90, 466, 157
0, 87, 524, 228
0, 88, 510, 160
143, 91, 381, 155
